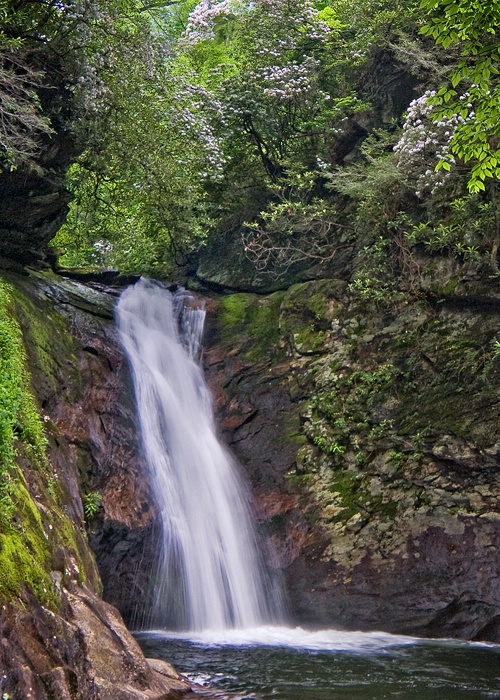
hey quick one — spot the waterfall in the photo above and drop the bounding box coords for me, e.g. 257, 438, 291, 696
117, 278, 280, 631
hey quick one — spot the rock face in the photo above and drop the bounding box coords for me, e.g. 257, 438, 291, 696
0, 130, 77, 268
13, 270, 162, 626
0, 270, 184, 698
0, 585, 189, 700
4, 260, 499, 700
202, 274, 500, 642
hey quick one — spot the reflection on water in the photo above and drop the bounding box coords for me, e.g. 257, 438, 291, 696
136, 626, 500, 700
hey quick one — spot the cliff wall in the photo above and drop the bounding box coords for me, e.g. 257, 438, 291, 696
1, 260, 498, 700
202, 268, 500, 641
0, 269, 189, 699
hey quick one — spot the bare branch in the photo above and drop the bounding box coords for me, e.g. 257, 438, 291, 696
242, 207, 351, 279
0, 49, 54, 168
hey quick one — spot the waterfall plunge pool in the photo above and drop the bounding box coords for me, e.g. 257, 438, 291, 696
136, 626, 500, 699
119, 280, 500, 698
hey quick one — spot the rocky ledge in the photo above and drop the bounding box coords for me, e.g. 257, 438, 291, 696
0, 585, 189, 700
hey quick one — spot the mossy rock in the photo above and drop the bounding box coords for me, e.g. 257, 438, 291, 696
0, 274, 98, 609
218, 291, 285, 361
280, 280, 344, 355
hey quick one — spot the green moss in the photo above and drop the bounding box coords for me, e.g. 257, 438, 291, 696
326, 470, 364, 522
280, 411, 307, 446
0, 281, 49, 487
371, 496, 399, 520
219, 291, 285, 361
280, 281, 341, 355
219, 293, 255, 328
0, 480, 60, 608
11, 286, 81, 402
0, 277, 94, 607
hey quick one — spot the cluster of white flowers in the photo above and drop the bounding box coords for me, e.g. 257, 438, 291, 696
258, 0, 331, 43
259, 59, 317, 100
172, 81, 227, 180
394, 90, 474, 197
181, 0, 331, 48
91, 239, 113, 264
63, 2, 124, 115
66, 1, 164, 123
180, 0, 244, 45
55, 1, 87, 24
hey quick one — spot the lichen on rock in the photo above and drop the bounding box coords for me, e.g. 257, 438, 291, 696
204, 276, 500, 642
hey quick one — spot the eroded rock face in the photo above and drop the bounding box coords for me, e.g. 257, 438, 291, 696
0, 585, 189, 700
12, 267, 499, 655
1, 271, 176, 697
0, 131, 77, 268
203, 277, 500, 642
13, 271, 161, 626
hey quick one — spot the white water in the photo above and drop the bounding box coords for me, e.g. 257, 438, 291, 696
117, 279, 428, 655
144, 624, 421, 652
117, 278, 279, 631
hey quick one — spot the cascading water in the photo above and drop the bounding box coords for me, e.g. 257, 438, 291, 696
119, 280, 470, 699
117, 278, 280, 631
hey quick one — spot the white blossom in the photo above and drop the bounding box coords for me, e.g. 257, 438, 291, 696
394, 90, 474, 197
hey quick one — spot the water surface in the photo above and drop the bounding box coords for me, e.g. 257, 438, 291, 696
137, 626, 500, 699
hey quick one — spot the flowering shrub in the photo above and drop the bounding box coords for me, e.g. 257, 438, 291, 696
181, 0, 245, 44
0, 0, 163, 169
420, 0, 500, 192
394, 90, 474, 198
181, 0, 331, 48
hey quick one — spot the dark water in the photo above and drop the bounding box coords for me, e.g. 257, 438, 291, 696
136, 627, 500, 699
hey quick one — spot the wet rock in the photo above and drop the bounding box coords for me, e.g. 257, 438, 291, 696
14, 272, 160, 624
0, 270, 173, 692
203, 279, 500, 641
8, 266, 500, 654
0, 586, 189, 700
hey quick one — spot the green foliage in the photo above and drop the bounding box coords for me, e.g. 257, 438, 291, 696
349, 236, 406, 304
420, 0, 500, 192
5, 0, 498, 281
83, 491, 102, 519
313, 435, 346, 455
0, 0, 217, 270
159, 0, 413, 274
308, 361, 397, 467
0, 281, 48, 503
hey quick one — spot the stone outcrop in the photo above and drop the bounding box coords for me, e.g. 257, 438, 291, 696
0, 128, 78, 269
12, 270, 161, 626
0, 585, 189, 700
202, 274, 500, 642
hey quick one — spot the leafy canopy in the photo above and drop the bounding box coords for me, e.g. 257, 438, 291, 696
421, 0, 500, 191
